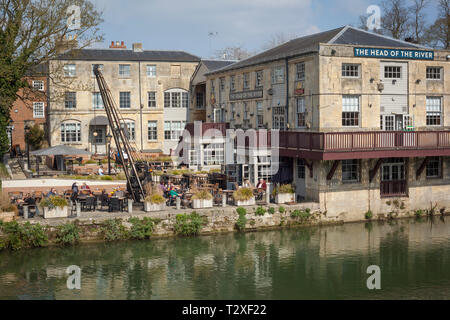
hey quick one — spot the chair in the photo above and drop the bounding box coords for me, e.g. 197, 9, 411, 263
83, 196, 96, 212
108, 197, 121, 212
100, 193, 109, 210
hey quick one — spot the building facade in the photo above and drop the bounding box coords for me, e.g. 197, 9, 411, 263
48, 42, 200, 156
197, 26, 450, 219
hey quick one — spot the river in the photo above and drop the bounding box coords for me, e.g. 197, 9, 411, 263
1, 217, 450, 300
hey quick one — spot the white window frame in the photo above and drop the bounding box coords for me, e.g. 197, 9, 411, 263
255, 71, 263, 88
271, 66, 285, 84
296, 97, 306, 128
230, 76, 235, 91
147, 65, 157, 77
426, 67, 442, 80
119, 92, 131, 109
342, 64, 360, 78
256, 101, 264, 128
342, 95, 360, 127
92, 92, 104, 109
243, 73, 250, 90
64, 64, 76, 77
147, 121, 158, 141
164, 89, 188, 108
32, 80, 44, 91
120, 120, 135, 141
119, 64, 131, 78
65, 92, 77, 109
33, 102, 45, 118
148, 91, 156, 108
61, 122, 81, 143
164, 120, 186, 141
296, 63, 305, 81
426, 96, 442, 126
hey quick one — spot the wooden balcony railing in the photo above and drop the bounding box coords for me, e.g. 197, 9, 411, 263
380, 180, 408, 198
280, 131, 450, 152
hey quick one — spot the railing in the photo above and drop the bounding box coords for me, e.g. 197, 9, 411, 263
279, 131, 450, 152
380, 180, 408, 198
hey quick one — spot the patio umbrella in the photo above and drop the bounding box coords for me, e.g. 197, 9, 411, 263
30, 145, 92, 156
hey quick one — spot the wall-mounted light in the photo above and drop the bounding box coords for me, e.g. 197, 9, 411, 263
415, 79, 421, 84
370, 78, 375, 83
331, 49, 336, 56
369, 104, 372, 108
447, 55, 450, 60
413, 104, 416, 108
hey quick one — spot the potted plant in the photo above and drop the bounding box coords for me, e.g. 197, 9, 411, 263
40, 196, 69, 219
272, 184, 295, 204
192, 190, 213, 209
144, 194, 166, 212
0, 193, 18, 222
233, 187, 255, 206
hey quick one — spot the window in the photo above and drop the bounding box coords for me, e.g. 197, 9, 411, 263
297, 159, 305, 179
296, 97, 306, 127
65, 92, 76, 109
256, 101, 264, 128
272, 66, 285, 84
219, 78, 225, 91
92, 128, 104, 144
148, 121, 158, 141
256, 71, 263, 88
230, 103, 235, 121
342, 64, 360, 78
64, 64, 76, 77
119, 92, 131, 108
230, 76, 235, 91
32, 80, 44, 91
33, 102, 44, 118
243, 73, 250, 90
120, 120, 135, 141
203, 143, 224, 165
243, 102, 249, 120
426, 157, 441, 178
164, 121, 186, 140
342, 95, 360, 126
272, 106, 286, 130
119, 64, 130, 77
196, 92, 204, 109
148, 91, 156, 107
342, 159, 360, 182
384, 66, 401, 79
164, 90, 188, 108
426, 67, 442, 80
147, 65, 156, 77
61, 122, 81, 142
296, 63, 305, 81
426, 97, 442, 126
91, 64, 103, 77
210, 79, 215, 93
92, 92, 104, 109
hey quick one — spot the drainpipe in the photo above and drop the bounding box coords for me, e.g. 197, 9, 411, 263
285, 58, 289, 128
139, 61, 143, 151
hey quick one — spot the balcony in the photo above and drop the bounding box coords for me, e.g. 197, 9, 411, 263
279, 131, 450, 160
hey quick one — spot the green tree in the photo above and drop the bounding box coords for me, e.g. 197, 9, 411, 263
424, 0, 450, 49
25, 124, 45, 150
0, 0, 103, 155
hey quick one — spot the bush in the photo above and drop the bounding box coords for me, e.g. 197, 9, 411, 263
415, 209, 423, 218
272, 184, 294, 195
233, 188, 254, 201
174, 212, 205, 236
365, 210, 373, 220
100, 176, 113, 181
236, 210, 247, 232
255, 206, 266, 216
128, 217, 155, 240
40, 196, 68, 209
101, 219, 129, 241
145, 194, 165, 204
268, 207, 275, 215
279, 206, 286, 213
55, 222, 80, 246
291, 208, 311, 221
0, 221, 48, 250
0, 192, 18, 214
192, 190, 213, 200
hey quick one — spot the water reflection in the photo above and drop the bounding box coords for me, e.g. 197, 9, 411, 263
0, 217, 449, 300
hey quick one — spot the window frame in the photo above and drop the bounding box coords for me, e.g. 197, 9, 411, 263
384, 66, 401, 79
296, 97, 306, 128
33, 102, 45, 118
243, 73, 250, 90
118, 64, 131, 78
295, 62, 305, 81
64, 92, 77, 109
342, 159, 360, 183
342, 95, 360, 127
32, 80, 44, 91
91, 64, 104, 77
341, 64, 360, 78
426, 67, 442, 80
271, 66, 285, 84
119, 91, 131, 109
92, 92, 104, 110
426, 157, 442, 179
148, 91, 156, 108
147, 121, 158, 141
61, 122, 81, 143
64, 64, 76, 77
164, 89, 188, 108
120, 120, 136, 141
426, 96, 442, 126
255, 71, 263, 88
146, 64, 157, 77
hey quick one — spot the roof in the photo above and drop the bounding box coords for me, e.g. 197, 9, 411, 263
30, 145, 92, 156
55, 49, 201, 63
207, 25, 427, 75
202, 59, 237, 71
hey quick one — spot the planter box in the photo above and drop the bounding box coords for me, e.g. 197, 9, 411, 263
275, 193, 295, 204
144, 202, 166, 212
43, 206, 69, 219
235, 197, 256, 207
0, 212, 16, 222
192, 199, 213, 209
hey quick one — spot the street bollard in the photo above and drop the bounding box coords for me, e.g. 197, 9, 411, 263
266, 183, 271, 204
76, 202, 81, 218
176, 197, 181, 210
222, 194, 227, 207
128, 199, 133, 213
23, 206, 29, 219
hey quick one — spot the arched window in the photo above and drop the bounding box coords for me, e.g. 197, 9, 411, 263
120, 119, 135, 141
61, 121, 81, 142
164, 88, 188, 108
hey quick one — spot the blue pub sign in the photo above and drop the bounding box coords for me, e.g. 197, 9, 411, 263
354, 47, 434, 60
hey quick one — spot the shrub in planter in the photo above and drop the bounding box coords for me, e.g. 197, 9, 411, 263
192, 190, 213, 209
144, 194, 166, 212
272, 184, 295, 204
174, 212, 206, 236
233, 188, 255, 206
40, 196, 69, 219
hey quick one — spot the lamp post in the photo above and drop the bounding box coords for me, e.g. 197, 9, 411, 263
8, 120, 14, 157
25, 125, 31, 169
106, 133, 112, 175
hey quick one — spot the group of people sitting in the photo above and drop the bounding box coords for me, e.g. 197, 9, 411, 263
241, 178, 267, 200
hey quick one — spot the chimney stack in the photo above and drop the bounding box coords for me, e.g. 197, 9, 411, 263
132, 43, 143, 53
109, 41, 127, 49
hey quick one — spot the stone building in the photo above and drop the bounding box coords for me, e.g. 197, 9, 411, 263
194, 25, 450, 218
48, 42, 200, 156
9, 64, 48, 151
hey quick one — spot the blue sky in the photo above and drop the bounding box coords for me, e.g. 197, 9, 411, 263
91, 0, 439, 58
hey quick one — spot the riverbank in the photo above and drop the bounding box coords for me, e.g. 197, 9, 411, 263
2, 201, 447, 251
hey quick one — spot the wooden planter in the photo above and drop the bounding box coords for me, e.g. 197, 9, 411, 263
144, 202, 166, 212
275, 193, 295, 204
192, 199, 213, 209
235, 197, 256, 207
43, 206, 69, 219
0, 212, 16, 222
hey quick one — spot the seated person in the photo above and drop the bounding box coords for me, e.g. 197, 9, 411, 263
256, 179, 267, 191
98, 166, 104, 176
80, 183, 91, 193
242, 180, 253, 188
23, 194, 40, 217
46, 188, 58, 197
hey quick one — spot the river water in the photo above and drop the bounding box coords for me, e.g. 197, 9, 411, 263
1, 217, 450, 300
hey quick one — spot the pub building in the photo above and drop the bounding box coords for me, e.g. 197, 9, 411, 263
180, 25, 450, 219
